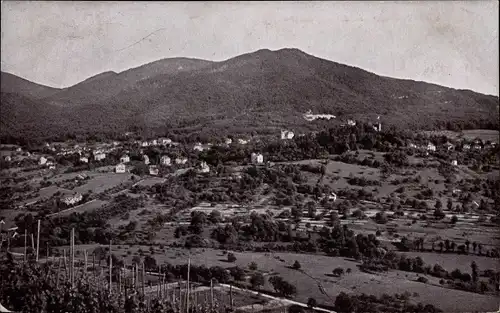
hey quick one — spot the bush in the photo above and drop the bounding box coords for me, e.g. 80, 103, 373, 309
416, 276, 428, 283
227, 252, 237, 263
292, 260, 301, 270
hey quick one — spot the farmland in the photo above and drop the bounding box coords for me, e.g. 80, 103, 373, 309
1, 125, 499, 313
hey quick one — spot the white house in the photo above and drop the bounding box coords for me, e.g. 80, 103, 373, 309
225, 138, 233, 145
143, 155, 150, 165
250, 152, 264, 164
444, 142, 454, 151
160, 155, 171, 166
149, 139, 158, 146
149, 165, 159, 176
473, 144, 482, 150
115, 163, 126, 173
408, 143, 417, 149
61, 192, 83, 206
175, 157, 188, 165
94, 152, 106, 161
280, 130, 295, 140
79, 157, 89, 163
159, 138, 172, 145
193, 143, 204, 152
237, 139, 248, 145
451, 160, 458, 166
39, 156, 47, 165
197, 161, 210, 173
120, 155, 130, 163
4, 155, 11, 162
463, 144, 471, 150
328, 192, 337, 202
141, 141, 149, 147
16, 147, 22, 152
347, 119, 356, 126
426, 143, 436, 152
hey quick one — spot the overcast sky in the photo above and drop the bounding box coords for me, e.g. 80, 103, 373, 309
1, 1, 498, 95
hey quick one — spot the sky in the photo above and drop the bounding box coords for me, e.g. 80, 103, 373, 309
1, 1, 498, 95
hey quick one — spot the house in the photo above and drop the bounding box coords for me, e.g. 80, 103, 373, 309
426, 143, 436, 152
61, 192, 83, 206
250, 152, 264, 164
149, 139, 158, 146
79, 157, 89, 163
193, 143, 204, 152
120, 155, 130, 163
225, 138, 233, 145
197, 161, 210, 173
149, 165, 159, 176
39, 156, 47, 165
408, 143, 417, 149
328, 192, 337, 202
115, 163, 126, 173
175, 157, 188, 165
159, 138, 172, 145
237, 139, 248, 145
451, 160, 458, 166
3, 156, 11, 162
94, 152, 106, 161
473, 144, 482, 150
16, 147, 22, 152
463, 144, 471, 150
280, 130, 295, 140
160, 155, 171, 166
143, 155, 150, 165
444, 142, 454, 151
347, 119, 356, 126
141, 141, 149, 147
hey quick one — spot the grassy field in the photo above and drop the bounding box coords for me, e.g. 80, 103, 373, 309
77, 246, 499, 312
73, 173, 136, 194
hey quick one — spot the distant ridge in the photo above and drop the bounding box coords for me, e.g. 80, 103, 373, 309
1, 48, 498, 140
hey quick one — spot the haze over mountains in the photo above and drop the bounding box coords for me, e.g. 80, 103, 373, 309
1, 48, 498, 140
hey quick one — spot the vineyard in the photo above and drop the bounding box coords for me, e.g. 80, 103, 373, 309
0, 252, 289, 313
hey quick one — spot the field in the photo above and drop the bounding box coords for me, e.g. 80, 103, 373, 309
74, 246, 499, 312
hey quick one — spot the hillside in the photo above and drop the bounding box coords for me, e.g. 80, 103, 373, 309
42, 58, 214, 106
0, 72, 61, 99
1, 48, 498, 140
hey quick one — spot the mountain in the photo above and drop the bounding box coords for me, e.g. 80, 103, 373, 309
0, 72, 61, 99
42, 58, 214, 106
1, 48, 498, 140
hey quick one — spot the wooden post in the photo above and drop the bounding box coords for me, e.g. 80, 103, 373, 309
56, 257, 62, 288
186, 257, 191, 313
109, 240, 112, 294
36, 220, 40, 262
46, 242, 49, 260
142, 261, 145, 296
31, 233, 35, 251
23, 229, 27, 263
70, 228, 74, 287
210, 279, 214, 311
230, 285, 233, 310
63, 249, 68, 280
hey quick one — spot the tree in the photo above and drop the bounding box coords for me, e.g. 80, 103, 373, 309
434, 199, 442, 210
447, 198, 453, 210
250, 272, 265, 290
465, 240, 470, 252
450, 215, 458, 224
227, 252, 237, 263
229, 266, 245, 281
434, 208, 445, 220
374, 212, 388, 224
144, 255, 157, 271
248, 262, 258, 271
438, 241, 444, 252
208, 210, 222, 224
332, 267, 344, 277
335, 292, 358, 313
307, 297, 317, 309
471, 261, 478, 284
472, 241, 477, 253
269, 276, 297, 297
292, 260, 301, 270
